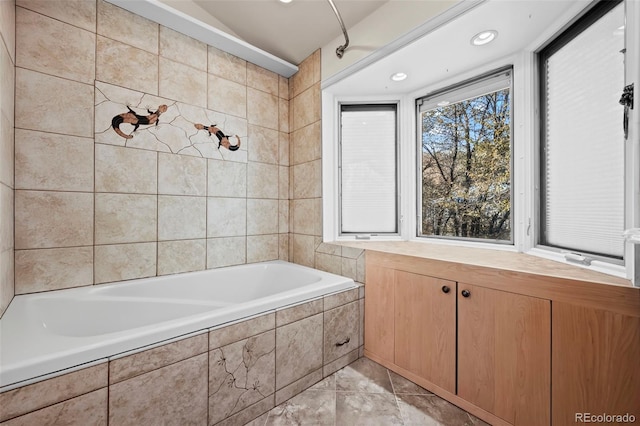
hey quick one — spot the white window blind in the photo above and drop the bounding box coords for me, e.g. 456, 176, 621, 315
418, 69, 511, 113
340, 105, 397, 234
542, 2, 625, 258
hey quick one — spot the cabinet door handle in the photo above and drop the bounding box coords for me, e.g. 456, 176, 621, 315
442, 285, 450, 293
461, 289, 471, 298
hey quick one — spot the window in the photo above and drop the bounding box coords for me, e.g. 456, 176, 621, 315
339, 104, 398, 235
539, 0, 625, 261
323, 0, 638, 282
417, 69, 512, 242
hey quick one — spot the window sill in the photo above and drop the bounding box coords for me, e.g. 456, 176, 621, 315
331, 240, 633, 288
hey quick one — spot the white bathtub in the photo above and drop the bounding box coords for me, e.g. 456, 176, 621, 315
0, 261, 356, 388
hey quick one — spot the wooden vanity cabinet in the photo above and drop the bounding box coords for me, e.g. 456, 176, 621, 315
362, 248, 639, 425
365, 259, 551, 425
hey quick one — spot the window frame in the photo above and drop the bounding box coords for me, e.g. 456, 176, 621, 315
415, 67, 515, 245
537, 0, 625, 265
338, 102, 401, 236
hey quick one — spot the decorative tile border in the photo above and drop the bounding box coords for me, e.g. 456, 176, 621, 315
95, 81, 248, 162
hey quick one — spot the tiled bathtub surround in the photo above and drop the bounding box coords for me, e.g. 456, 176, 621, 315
0, 0, 15, 318
289, 50, 322, 268
12, 0, 290, 294
288, 50, 356, 282
0, 287, 365, 425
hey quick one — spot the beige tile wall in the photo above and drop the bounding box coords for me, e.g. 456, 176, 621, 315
12, 0, 291, 295
6, 0, 366, 309
288, 51, 367, 286
289, 50, 322, 269
0, 0, 15, 318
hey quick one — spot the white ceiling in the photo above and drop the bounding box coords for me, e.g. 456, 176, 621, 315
326, 0, 591, 96
124, 0, 592, 92
191, 0, 388, 65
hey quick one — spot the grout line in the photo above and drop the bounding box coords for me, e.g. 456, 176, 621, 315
206, 334, 211, 426
205, 159, 209, 269
387, 367, 408, 425
333, 369, 337, 426
15, 64, 95, 88
92, 19, 97, 288
157, 23, 160, 94
387, 368, 396, 395
155, 152, 159, 278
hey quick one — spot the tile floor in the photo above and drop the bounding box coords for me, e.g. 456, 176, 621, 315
246, 357, 489, 425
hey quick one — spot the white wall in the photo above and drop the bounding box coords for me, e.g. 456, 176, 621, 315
320, 0, 459, 81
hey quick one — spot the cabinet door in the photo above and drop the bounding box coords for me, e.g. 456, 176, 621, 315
394, 271, 456, 393
458, 284, 550, 425
364, 264, 395, 362
552, 302, 640, 425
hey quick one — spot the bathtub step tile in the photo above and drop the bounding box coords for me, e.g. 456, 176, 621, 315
109, 333, 208, 384
209, 330, 275, 425
109, 353, 208, 426
209, 312, 275, 349
0, 363, 107, 422
323, 288, 358, 311
0, 387, 107, 426
275, 298, 322, 328
275, 313, 323, 390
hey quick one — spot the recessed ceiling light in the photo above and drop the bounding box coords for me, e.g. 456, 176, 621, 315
390, 72, 407, 82
471, 30, 498, 46
279, 0, 292, 3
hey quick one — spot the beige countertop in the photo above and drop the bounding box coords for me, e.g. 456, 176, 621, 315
333, 240, 634, 288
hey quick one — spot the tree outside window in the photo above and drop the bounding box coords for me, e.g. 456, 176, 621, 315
420, 87, 511, 241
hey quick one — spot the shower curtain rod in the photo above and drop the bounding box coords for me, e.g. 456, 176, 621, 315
327, 0, 349, 58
